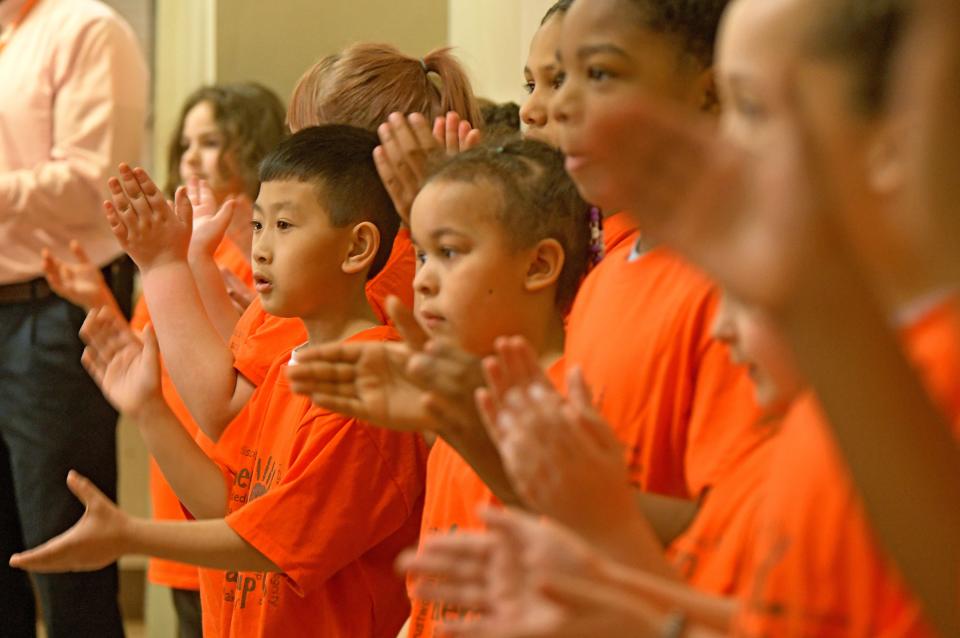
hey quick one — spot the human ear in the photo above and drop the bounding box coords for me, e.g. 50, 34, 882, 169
696, 67, 720, 115
524, 238, 565, 294
342, 221, 381, 275
867, 119, 906, 196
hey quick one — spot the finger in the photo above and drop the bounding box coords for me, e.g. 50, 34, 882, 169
40, 248, 62, 285
174, 186, 194, 230
433, 116, 446, 145
463, 128, 483, 151
378, 118, 420, 194
132, 166, 170, 216
198, 179, 217, 211
457, 121, 472, 152
117, 163, 152, 221
290, 342, 362, 366
480, 355, 510, 406
68, 240, 91, 264
141, 323, 161, 370
186, 176, 200, 207
80, 348, 106, 388
474, 388, 504, 444
102, 201, 129, 244
65, 470, 104, 507
407, 112, 439, 150
285, 361, 359, 388
389, 112, 431, 183
445, 112, 462, 154
9, 533, 72, 572
307, 394, 365, 418
387, 296, 428, 351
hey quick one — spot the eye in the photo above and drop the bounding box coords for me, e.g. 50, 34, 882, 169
587, 66, 612, 82
440, 246, 459, 260
202, 138, 222, 149
551, 71, 566, 90
276, 220, 292, 230
414, 249, 427, 265
522, 80, 536, 95
736, 96, 768, 121
251, 220, 262, 232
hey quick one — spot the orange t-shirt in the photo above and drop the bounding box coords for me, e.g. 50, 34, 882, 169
734, 300, 960, 637
666, 420, 777, 595
199, 325, 428, 638
228, 229, 415, 387
601, 211, 637, 256
130, 237, 253, 591
407, 360, 566, 638
564, 232, 764, 499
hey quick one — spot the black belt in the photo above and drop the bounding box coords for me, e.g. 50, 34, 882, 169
0, 258, 128, 306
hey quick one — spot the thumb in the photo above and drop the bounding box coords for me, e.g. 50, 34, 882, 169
69, 240, 91, 264
214, 199, 237, 230
65, 470, 103, 508
387, 296, 428, 351
566, 366, 595, 409
142, 323, 160, 367
174, 186, 194, 230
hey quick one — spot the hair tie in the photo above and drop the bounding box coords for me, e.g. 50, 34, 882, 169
420, 58, 429, 74
588, 206, 604, 267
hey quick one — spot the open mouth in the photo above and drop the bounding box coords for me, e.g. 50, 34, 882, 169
418, 311, 446, 330
253, 274, 273, 294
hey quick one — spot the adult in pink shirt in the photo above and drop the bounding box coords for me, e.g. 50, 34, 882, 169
0, 0, 146, 635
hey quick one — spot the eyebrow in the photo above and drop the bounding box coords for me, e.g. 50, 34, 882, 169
576, 43, 630, 62
253, 201, 298, 213
429, 227, 469, 241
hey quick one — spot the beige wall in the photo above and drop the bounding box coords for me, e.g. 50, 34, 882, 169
216, 0, 448, 103
447, 0, 555, 105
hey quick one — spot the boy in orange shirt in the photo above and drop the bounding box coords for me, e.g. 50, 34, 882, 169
11, 125, 427, 638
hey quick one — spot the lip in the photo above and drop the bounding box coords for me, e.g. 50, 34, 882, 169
564, 153, 590, 174
253, 273, 273, 294
417, 310, 446, 330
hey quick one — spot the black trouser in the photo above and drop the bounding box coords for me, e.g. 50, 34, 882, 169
172, 588, 203, 638
0, 259, 133, 637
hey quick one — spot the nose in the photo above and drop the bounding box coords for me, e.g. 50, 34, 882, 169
251, 231, 271, 265
182, 141, 201, 167
520, 90, 548, 130
413, 258, 438, 297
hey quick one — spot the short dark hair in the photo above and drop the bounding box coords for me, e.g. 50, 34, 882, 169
258, 125, 399, 279
423, 138, 591, 313
165, 83, 288, 199
626, 0, 730, 67
542, 0, 576, 25
806, 0, 909, 116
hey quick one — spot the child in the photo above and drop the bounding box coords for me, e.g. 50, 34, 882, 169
525, 0, 767, 548
11, 125, 428, 638
41, 81, 286, 636
158, 44, 480, 452
288, 138, 594, 637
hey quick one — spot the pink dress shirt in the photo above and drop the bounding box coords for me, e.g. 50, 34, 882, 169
0, 0, 147, 284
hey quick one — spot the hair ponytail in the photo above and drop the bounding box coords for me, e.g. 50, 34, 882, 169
287, 43, 481, 133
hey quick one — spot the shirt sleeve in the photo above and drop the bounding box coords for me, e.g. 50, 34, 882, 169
0, 15, 147, 226
225, 416, 423, 594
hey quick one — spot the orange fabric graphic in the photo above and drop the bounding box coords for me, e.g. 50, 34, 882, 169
201, 326, 428, 638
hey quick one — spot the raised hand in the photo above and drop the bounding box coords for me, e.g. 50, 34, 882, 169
374, 112, 481, 224
103, 164, 193, 271
41, 240, 115, 312
9, 471, 129, 573
286, 338, 430, 431
79, 306, 162, 416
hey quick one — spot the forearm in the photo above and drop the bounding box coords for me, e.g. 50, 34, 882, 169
189, 252, 243, 341
134, 397, 229, 519
571, 507, 679, 582
780, 262, 960, 637
437, 425, 525, 507
599, 558, 735, 632
123, 517, 278, 573
140, 262, 249, 439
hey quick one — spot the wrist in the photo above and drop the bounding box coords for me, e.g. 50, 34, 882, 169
131, 392, 168, 422
139, 254, 190, 277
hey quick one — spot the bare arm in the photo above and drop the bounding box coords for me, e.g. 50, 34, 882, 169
104, 166, 254, 441
9, 471, 276, 575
